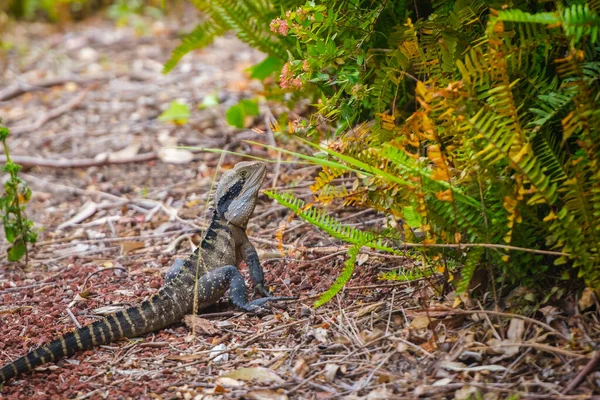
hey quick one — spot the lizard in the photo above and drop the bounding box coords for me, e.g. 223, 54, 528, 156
0, 160, 287, 385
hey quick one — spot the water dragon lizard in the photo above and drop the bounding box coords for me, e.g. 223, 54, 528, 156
0, 160, 287, 385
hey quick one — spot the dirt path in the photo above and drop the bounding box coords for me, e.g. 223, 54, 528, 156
0, 10, 598, 400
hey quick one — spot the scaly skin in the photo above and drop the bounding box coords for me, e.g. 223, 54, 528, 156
0, 161, 285, 385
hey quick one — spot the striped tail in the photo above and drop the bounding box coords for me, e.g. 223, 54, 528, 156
0, 279, 193, 385
0, 319, 113, 384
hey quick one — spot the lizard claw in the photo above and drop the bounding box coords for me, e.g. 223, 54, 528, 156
255, 283, 273, 297
240, 304, 268, 314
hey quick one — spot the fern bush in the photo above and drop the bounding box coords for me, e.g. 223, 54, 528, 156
169, 0, 600, 298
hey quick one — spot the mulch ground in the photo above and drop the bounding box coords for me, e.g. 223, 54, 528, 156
0, 7, 599, 400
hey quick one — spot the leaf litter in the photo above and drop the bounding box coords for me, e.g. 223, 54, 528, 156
0, 8, 598, 400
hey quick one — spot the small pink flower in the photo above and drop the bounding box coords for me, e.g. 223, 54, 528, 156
279, 62, 303, 90
269, 18, 289, 36
297, 7, 307, 21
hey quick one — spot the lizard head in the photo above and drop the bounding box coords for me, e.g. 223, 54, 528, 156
214, 161, 267, 228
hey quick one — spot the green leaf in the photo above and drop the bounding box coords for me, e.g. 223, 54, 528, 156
158, 101, 190, 125
239, 99, 259, 116
402, 206, 421, 228
0, 126, 9, 141
226, 104, 245, 128
199, 93, 219, 109
226, 99, 259, 128
7, 240, 26, 261
249, 55, 284, 80
4, 224, 15, 243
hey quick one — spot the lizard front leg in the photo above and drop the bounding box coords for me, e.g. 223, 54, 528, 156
196, 265, 288, 313
239, 237, 272, 297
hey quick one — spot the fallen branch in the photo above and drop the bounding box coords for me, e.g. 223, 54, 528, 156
0, 152, 159, 168
9, 89, 90, 135
0, 74, 117, 101
0, 148, 228, 169
562, 351, 600, 394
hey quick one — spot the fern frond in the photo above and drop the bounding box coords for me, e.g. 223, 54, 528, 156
562, 4, 600, 45
264, 191, 399, 254
456, 247, 485, 294
531, 130, 569, 184
469, 108, 558, 205
380, 143, 481, 210
313, 244, 360, 308
311, 166, 346, 193
163, 22, 226, 73
210, 0, 287, 59
529, 91, 575, 129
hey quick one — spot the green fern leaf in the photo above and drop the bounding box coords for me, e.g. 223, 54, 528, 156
264, 191, 399, 254
456, 247, 485, 294
314, 244, 360, 308
163, 22, 226, 73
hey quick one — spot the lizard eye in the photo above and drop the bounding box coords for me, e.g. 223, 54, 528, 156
239, 170, 248, 178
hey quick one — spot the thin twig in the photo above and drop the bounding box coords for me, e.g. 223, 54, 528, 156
470, 342, 589, 359
448, 309, 570, 342
66, 307, 82, 329
563, 351, 600, 394
0, 152, 159, 168
82, 266, 128, 289
10, 89, 90, 135
0, 74, 118, 101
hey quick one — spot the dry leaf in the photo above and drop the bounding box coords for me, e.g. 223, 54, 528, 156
184, 315, 220, 335
323, 364, 339, 382
455, 385, 478, 400
410, 315, 431, 330
120, 241, 145, 255
213, 384, 227, 394
210, 343, 229, 363
57, 243, 91, 257
74, 292, 90, 302
214, 377, 243, 388
432, 377, 453, 386
166, 353, 205, 362
245, 390, 288, 400
578, 287, 597, 311
0, 306, 32, 315
158, 148, 194, 164
309, 327, 328, 344
332, 335, 351, 345
222, 367, 283, 384
354, 302, 383, 318
57, 201, 97, 229
507, 318, 525, 342
361, 328, 384, 343
395, 342, 408, 353
487, 338, 520, 358
108, 140, 141, 161
365, 386, 394, 399
93, 305, 125, 315
539, 306, 560, 324
292, 358, 309, 378
356, 253, 369, 265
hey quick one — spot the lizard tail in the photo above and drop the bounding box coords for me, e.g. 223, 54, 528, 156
0, 285, 187, 385
0, 318, 114, 384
